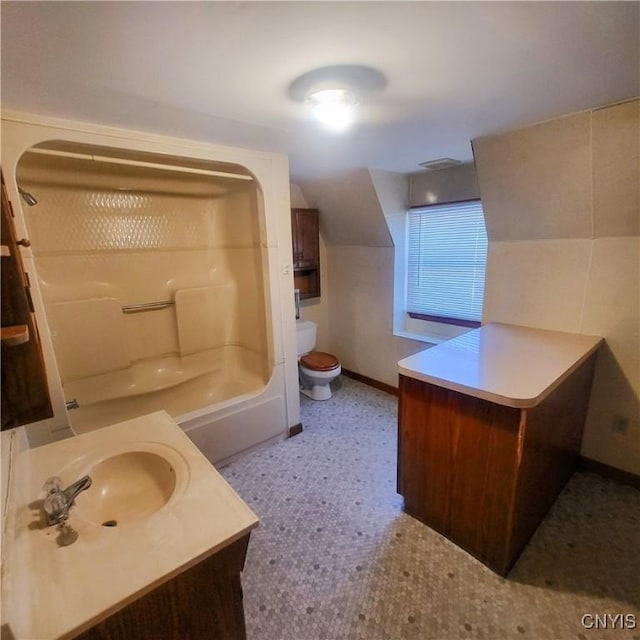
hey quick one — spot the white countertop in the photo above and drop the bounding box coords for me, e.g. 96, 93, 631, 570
1, 411, 259, 640
398, 323, 602, 408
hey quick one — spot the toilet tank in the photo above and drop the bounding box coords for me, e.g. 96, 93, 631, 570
295, 320, 317, 356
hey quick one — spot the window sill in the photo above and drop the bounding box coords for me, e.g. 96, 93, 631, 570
395, 315, 474, 346
393, 328, 444, 345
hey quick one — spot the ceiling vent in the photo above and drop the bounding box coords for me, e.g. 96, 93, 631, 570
418, 158, 461, 171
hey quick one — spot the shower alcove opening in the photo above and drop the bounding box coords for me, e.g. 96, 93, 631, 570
14, 139, 288, 463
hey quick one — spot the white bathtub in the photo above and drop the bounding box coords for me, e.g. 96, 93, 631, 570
68, 346, 287, 465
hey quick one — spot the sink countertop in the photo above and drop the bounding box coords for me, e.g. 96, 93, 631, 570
398, 322, 602, 408
1, 410, 259, 640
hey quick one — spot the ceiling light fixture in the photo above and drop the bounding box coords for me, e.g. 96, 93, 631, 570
307, 88, 360, 132
288, 65, 386, 134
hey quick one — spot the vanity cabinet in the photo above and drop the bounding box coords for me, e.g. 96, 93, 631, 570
291, 208, 320, 299
75, 535, 250, 640
397, 323, 601, 576
2, 411, 258, 640
1, 173, 53, 430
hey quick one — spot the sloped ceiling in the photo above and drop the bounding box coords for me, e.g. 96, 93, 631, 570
2, 2, 638, 181
299, 170, 392, 247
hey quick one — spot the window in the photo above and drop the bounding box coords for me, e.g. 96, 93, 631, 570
406, 200, 488, 327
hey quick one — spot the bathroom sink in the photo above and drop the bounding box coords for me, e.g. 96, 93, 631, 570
62, 442, 190, 527
5, 411, 260, 640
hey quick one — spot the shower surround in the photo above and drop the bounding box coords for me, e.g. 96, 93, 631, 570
2, 113, 300, 462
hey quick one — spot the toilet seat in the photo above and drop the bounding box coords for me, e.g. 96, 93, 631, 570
300, 351, 340, 371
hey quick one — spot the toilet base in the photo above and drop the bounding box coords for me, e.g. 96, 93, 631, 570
300, 383, 333, 401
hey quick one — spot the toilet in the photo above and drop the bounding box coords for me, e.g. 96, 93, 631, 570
295, 320, 341, 401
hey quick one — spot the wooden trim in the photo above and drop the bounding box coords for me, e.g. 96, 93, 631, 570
288, 423, 303, 438
341, 368, 399, 397
1, 173, 53, 429
407, 312, 481, 328
578, 456, 640, 490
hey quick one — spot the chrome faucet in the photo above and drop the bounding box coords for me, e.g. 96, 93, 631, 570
42, 475, 92, 545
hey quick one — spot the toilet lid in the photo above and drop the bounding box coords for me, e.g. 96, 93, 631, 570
300, 351, 340, 371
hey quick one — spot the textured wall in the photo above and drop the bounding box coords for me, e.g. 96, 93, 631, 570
474, 98, 640, 474
326, 245, 425, 387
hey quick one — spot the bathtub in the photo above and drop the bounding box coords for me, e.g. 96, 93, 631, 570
1, 116, 300, 462
68, 346, 288, 465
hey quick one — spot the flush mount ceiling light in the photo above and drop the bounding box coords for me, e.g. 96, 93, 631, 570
307, 88, 360, 132
288, 65, 386, 133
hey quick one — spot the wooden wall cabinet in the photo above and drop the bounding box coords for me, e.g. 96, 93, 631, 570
291, 208, 320, 300
1, 174, 53, 430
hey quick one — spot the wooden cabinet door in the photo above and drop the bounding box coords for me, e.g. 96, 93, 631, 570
398, 374, 521, 575
291, 208, 321, 299
291, 208, 319, 269
1, 174, 53, 429
290, 209, 301, 267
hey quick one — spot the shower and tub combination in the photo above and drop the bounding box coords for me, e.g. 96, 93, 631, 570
2, 113, 300, 463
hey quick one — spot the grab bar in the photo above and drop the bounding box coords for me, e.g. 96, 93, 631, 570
121, 301, 174, 314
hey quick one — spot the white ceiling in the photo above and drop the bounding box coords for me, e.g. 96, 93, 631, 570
2, 1, 638, 182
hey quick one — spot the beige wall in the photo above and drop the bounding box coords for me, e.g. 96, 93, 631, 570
409, 162, 480, 207
296, 100, 639, 476
326, 246, 424, 387
474, 98, 640, 474
297, 170, 426, 388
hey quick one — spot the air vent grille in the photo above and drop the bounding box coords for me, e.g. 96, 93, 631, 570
418, 158, 461, 171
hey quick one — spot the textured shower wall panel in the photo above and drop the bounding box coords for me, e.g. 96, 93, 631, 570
24, 188, 222, 251
21, 180, 265, 369
83, 249, 236, 302
175, 284, 236, 354
216, 189, 261, 247
226, 248, 268, 354
217, 189, 268, 355
34, 250, 233, 303
46, 298, 130, 380
125, 308, 180, 362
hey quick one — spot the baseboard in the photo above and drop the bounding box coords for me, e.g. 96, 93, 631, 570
578, 456, 640, 490
288, 423, 303, 438
341, 368, 399, 397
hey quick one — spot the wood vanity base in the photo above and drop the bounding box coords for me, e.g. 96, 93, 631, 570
75, 534, 250, 640
397, 355, 597, 576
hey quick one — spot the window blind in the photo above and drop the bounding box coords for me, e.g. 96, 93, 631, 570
407, 200, 488, 323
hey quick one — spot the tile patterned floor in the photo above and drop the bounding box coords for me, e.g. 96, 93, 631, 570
221, 377, 640, 640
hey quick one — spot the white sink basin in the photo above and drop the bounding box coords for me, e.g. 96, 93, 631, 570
61, 441, 190, 526
76, 451, 178, 525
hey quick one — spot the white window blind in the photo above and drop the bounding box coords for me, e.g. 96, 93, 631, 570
407, 200, 488, 323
